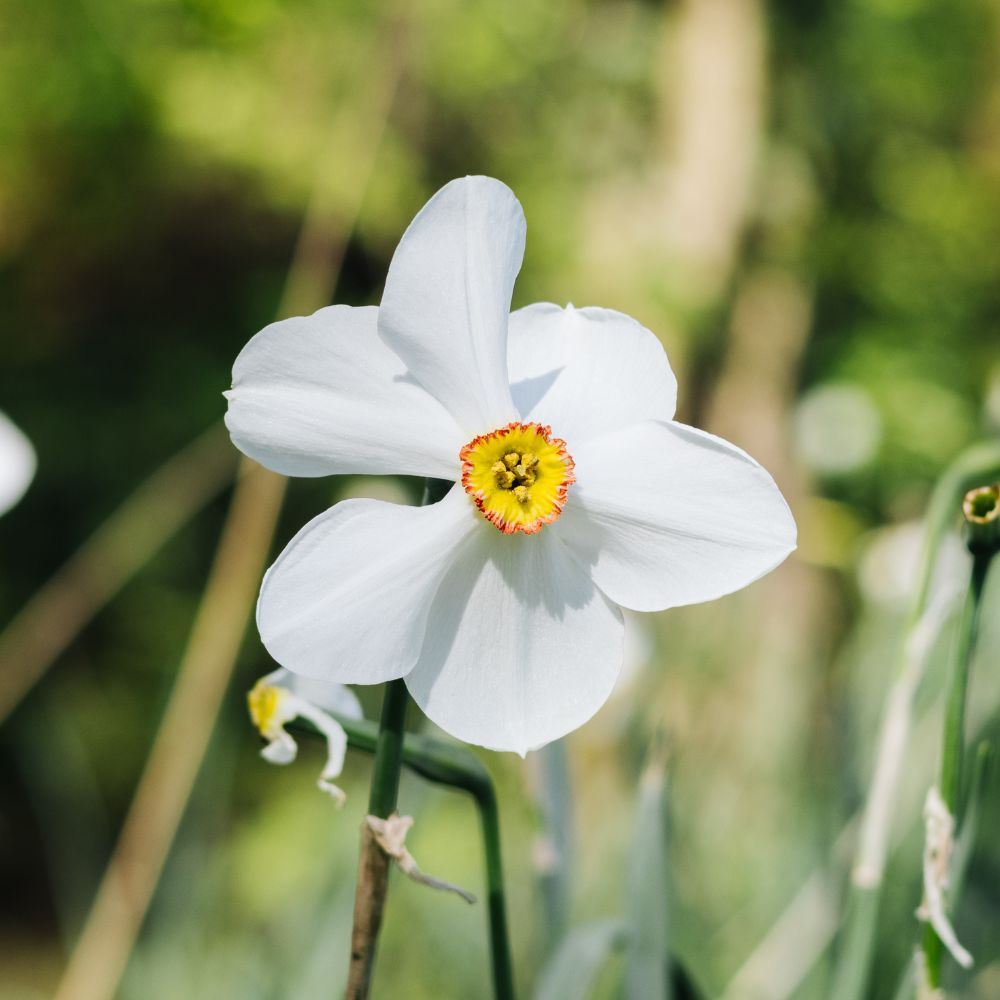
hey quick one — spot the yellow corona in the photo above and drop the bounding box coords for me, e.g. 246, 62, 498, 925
460, 421, 575, 534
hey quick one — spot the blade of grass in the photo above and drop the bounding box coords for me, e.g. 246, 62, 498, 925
0, 422, 236, 724
536, 738, 575, 950
625, 742, 671, 1000
50, 20, 407, 995
920, 547, 994, 988
535, 918, 626, 1000
52, 459, 285, 1000
831, 441, 1000, 1000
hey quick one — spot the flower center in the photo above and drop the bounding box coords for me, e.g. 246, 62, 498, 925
460, 421, 575, 534
247, 678, 293, 739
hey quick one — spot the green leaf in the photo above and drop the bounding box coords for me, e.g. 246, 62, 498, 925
534, 917, 626, 1000
537, 738, 575, 948
624, 747, 671, 1000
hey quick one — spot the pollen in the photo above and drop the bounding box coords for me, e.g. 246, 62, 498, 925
460, 421, 575, 534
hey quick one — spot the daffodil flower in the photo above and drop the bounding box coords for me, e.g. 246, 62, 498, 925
247, 668, 362, 804
226, 176, 796, 755
0, 409, 35, 517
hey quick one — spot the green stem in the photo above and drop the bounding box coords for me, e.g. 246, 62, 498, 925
479, 778, 516, 1000
367, 678, 409, 818
921, 549, 993, 988
335, 476, 513, 1000
367, 474, 449, 819
939, 554, 989, 812
294, 713, 515, 999
831, 441, 1000, 1000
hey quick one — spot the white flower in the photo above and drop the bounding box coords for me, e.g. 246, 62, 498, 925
0, 409, 36, 517
226, 176, 796, 755
247, 667, 362, 804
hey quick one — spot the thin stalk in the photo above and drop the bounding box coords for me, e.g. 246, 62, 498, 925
347, 680, 410, 999
52, 23, 408, 995
0, 423, 236, 724
410, 483, 512, 998
294, 681, 515, 999
939, 556, 989, 811
346, 475, 467, 1000
479, 778, 515, 1000
920, 549, 993, 988
52, 461, 286, 1000
367, 679, 409, 818
831, 442, 1000, 1000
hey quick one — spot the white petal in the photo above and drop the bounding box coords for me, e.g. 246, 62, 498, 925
262, 731, 298, 765
507, 304, 677, 445
266, 667, 363, 720
292, 697, 351, 806
258, 487, 476, 685
405, 528, 624, 755
378, 177, 524, 432
558, 421, 796, 612
225, 305, 463, 479
0, 410, 36, 517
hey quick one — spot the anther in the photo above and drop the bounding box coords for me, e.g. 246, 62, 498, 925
513, 485, 530, 504
503, 452, 520, 470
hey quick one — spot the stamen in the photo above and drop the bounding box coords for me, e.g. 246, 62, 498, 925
492, 461, 515, 488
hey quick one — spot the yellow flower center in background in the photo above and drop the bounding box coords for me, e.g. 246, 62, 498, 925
247, 679, 290, 738
460, 421, 575, 534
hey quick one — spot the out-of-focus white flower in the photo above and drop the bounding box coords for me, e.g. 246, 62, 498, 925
794, 382, 881, 475
226, 176, 796, 754
247, 668, 362, 805
0, 410, 35, 516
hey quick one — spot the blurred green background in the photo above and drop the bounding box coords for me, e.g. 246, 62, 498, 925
2, 0, 1000, 997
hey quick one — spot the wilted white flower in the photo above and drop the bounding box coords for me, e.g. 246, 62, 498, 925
247, 668, 362, 804
0, 410, 35, 517
227, 176, 796, 755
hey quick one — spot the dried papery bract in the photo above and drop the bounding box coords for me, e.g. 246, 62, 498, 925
917, 787, 972, 970
366, 814, 475, 902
